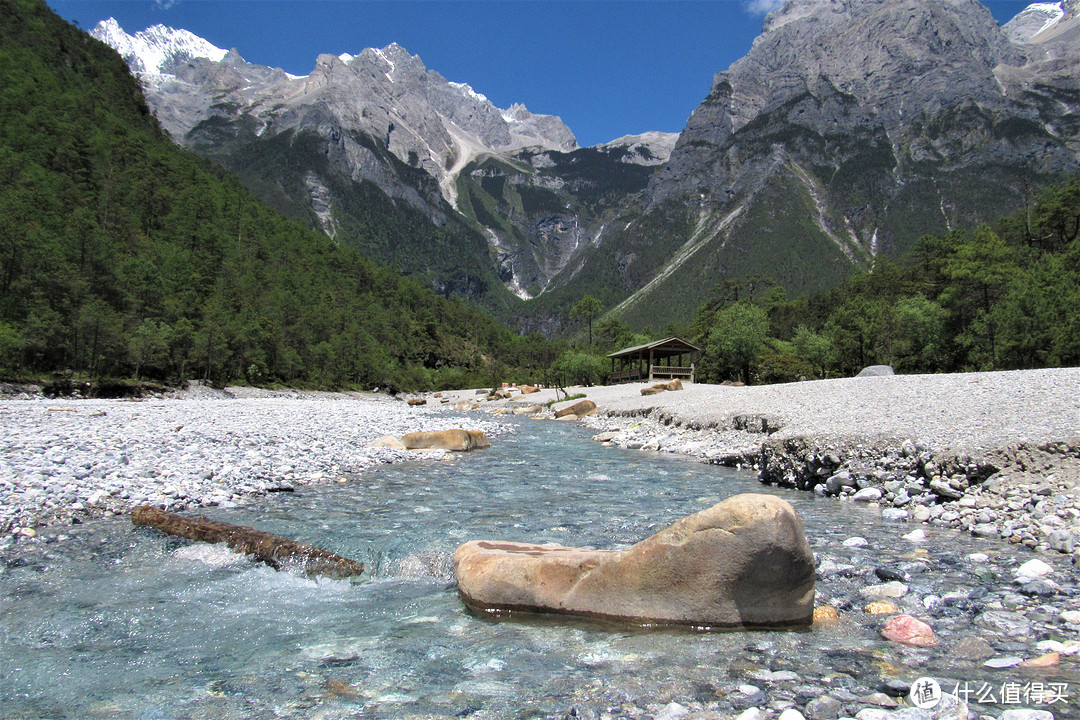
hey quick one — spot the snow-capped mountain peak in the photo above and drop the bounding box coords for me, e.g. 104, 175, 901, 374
91, 18, 227, 75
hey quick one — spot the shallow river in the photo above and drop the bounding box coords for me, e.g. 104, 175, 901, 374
2, 417, 1077, 719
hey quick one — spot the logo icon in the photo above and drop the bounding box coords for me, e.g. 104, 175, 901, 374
910, 677, 943, 709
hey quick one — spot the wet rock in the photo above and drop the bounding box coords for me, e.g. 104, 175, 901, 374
874, 567, 907, 582
973, 610, 1031, 637
856, 693, 898, 708
1019, 652, 1059, 667
1015, 558, 1053, 580
880, 509, 907, 521
853, 488, 883, 503
813, 606, 840, 624
998, 710, 1055, 720
804, 695, 842, 720
864, 600, 898, 615
1018, 579, 1057, 597
454, 494, 816, 627
949, 636, 995, 661
881, 614, 937, 647
843, 537, 869, 548
654, 702, 690, 720
861, 581, 908, 600
983, 656, 1023, 668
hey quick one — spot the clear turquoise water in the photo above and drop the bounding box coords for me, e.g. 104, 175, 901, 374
2, 418, 1077, 719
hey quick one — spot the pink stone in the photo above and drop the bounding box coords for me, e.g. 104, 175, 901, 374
881, 614, 938, 647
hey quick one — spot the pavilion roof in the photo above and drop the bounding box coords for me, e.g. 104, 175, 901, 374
607, 337, 701, 360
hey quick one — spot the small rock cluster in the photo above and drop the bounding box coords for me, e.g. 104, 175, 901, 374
757, 437, 1080, 562
581, 413, 1080, 563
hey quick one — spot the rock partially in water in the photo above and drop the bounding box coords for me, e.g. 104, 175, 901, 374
453, 493, 816, 628
402, 429, 490, 451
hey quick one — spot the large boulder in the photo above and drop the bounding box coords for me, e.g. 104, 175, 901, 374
402, 429, 490, 451
454, 493, 815, 627
856, 365, 895, 377
553, 399, 597, 418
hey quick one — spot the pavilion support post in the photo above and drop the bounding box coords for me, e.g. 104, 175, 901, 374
648, 349, 654, 381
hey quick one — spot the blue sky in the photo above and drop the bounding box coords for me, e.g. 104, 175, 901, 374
49, 0, 1033, 148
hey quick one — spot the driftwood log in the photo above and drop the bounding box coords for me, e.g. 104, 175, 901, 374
131, 505, 364, 579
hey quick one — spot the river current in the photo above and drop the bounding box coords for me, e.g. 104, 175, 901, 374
2, 417, 1077, 719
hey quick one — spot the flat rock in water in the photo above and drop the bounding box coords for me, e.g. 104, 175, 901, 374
453, 493, 816, 628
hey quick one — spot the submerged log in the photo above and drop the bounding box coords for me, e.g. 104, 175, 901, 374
131, 505, 364, 579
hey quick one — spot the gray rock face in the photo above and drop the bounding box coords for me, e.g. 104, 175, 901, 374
575, 0, 1080, 330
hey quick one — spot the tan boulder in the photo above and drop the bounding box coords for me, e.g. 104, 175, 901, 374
512, 405, 542, 415
665, 379, 683, 391
452, 400, 472, 411
369, 435, 406, 450
407, 398, 427, 406
641, 386, 664, 396
519, 385, 539, 395
454, 493, 815, 628
402, 429, 490, 451
554, 399, 597, 418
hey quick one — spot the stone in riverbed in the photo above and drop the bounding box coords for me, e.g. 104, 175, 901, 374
861, 581, 908, 599
950, 636, 995, 661
853, 487, 883, 503
641, 386, 664, 396
553, 400, 597, 418
864, 600, 898, 614
881, 614, 937, 647
401, 429, 490, 451
453, 493, 816, 627
813, 606, 840, 624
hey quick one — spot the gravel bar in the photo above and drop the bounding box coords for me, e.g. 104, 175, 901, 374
0, 387, 505, 538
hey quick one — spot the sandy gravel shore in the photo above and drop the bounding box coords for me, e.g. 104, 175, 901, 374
0, 386, 504, 537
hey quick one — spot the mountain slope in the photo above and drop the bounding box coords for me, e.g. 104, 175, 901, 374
91, 2, 1080, 335
0, 0, 547, 388
555, 0, 1080, 330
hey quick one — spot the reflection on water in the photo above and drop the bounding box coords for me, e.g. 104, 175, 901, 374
1, 417, 1077, 719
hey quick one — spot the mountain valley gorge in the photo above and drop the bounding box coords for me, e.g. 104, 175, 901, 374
94, 0, 1080, 333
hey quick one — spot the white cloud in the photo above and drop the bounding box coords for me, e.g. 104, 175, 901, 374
745, 0, 786, 14
155, 0, 179, 10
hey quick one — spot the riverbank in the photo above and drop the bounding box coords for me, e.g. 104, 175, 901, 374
434, 368, 1080, 562
0, 385, 504, 540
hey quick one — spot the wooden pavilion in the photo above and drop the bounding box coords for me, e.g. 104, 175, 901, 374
607, 337, 701, 384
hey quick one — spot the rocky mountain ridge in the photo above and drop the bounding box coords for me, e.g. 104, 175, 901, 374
580, 0, 1080, 328
92, 1, 1080, 332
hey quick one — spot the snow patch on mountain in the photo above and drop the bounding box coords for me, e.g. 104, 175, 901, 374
91, 18, 226, 75
1004, 2, 1066, 43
